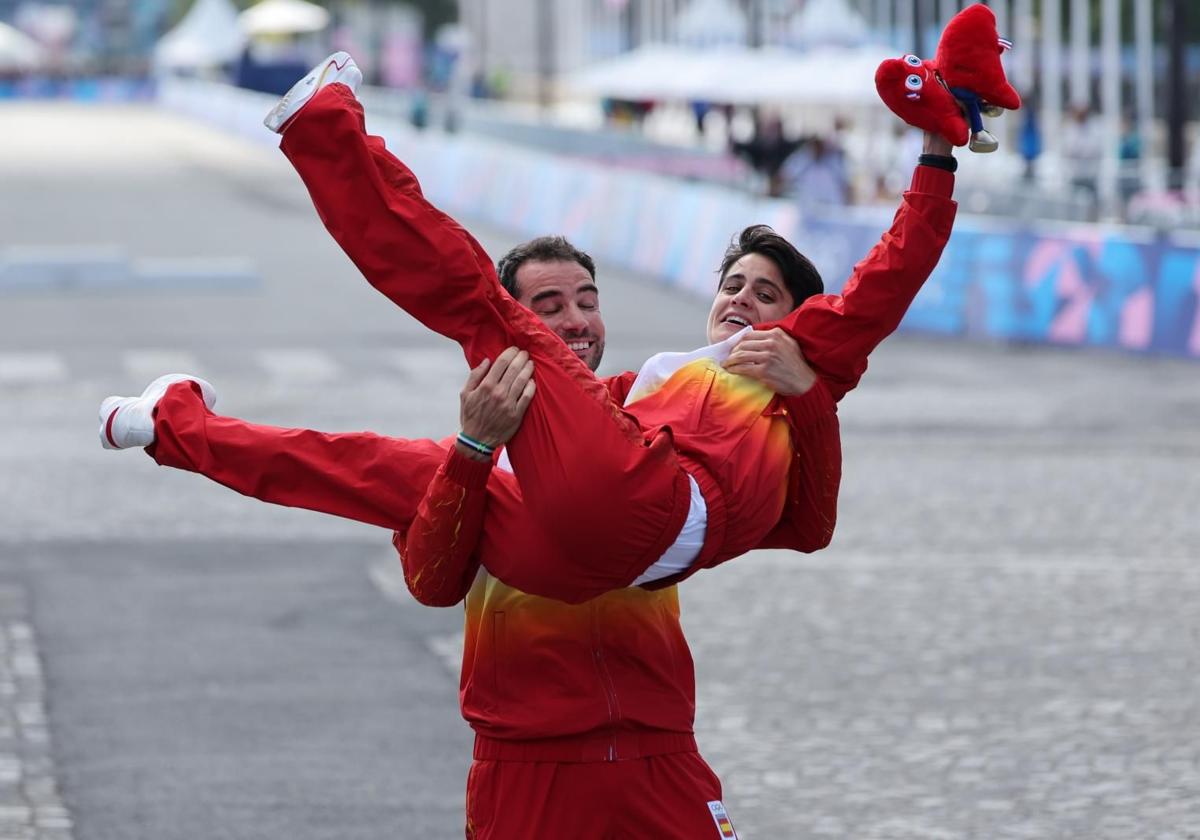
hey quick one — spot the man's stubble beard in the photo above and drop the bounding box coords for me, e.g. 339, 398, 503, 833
587, 337, 606, 373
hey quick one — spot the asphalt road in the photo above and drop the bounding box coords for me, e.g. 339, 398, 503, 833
1, 102, 1199, 839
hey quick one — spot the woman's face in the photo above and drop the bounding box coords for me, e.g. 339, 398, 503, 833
706, 253, 796, 344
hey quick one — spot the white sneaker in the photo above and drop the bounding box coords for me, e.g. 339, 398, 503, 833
99, 374, 217, 450
263, 51, 362, 134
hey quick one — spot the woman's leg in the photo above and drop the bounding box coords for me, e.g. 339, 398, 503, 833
149, 380, 445, 532
279, 86, 691, 593
149, 381, 601, 602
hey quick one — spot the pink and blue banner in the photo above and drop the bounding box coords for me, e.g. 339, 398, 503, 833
806, 218, 1200, 358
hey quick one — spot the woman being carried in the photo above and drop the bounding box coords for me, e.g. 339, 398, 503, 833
267, 54, 956, 601
100, 53, 957, 604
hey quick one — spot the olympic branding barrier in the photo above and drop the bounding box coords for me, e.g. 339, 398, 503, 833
160, 77, 1200, 360
0, 77, 156, 101
807, 216, 1200, 358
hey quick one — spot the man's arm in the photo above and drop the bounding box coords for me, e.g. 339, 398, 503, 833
395, 348, 535, 607
393, 448, 490, 607
775, 132, 959, 401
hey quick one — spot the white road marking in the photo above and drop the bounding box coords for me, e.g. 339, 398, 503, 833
367, 556, 462, 678
257, 348, 340, 382
0, 353, 68, 384
385, 348, 466, 381
122, 349, 203, 382
426, 631, 465, 677
367, 555, 411, 605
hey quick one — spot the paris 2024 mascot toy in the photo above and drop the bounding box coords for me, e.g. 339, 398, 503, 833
875, 3, 1022, 153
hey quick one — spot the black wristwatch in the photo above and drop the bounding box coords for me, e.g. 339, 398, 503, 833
918, 153, 958, 173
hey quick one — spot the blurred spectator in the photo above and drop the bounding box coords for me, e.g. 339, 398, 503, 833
469, 70, 489, 98
871, 124, 923, 200
409, 89, 429, 129
1124, 135, 1200, 228
1062, 105, 1102, 220
1117, 113, 1143, 215
1019, 106, 1042, 181
730, 111, 802, 197
603, 98, 655, 129
780, 134, 850, 208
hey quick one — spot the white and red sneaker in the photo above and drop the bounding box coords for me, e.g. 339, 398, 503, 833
263, 51, 362, 134
98, 374, 217, 450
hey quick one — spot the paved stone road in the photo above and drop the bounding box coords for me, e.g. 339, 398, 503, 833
683, 342, 1200, 838
0, 586, 72, 840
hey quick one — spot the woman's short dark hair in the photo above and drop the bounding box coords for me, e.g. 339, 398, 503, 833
718, 225, 823, 307
497, 236, 596, 298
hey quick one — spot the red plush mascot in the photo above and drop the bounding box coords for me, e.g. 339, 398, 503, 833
876, 3, 1021, 153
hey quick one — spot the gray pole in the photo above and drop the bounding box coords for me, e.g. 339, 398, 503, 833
749, 0, 763, 47
1166, 0, 1188, 188
536, 0, 554, 109
1068, 0, 1089, 108
625, 0, 640, 50
875, 0, 892, 44
1039, 0, 1064, 165
1133, 0, 1154, 189
477, 0, 488, 80
1099, 0, 1121, 216
913, 0, 924, 57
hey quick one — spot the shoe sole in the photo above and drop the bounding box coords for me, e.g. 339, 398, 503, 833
99, 374, 217, 450
263, 52, 358, 134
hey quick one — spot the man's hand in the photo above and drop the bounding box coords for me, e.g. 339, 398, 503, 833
923, 130, 955, 157
723, 328, 817, 396
457, 347, 536, 462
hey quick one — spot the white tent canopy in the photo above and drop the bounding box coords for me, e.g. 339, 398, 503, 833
572, 44, 727, 102
674, 0, 747, 47
788, 0, 870, 48
154, 0, 244, 71
745, 44, 896, 106
239, 0, 330, 37
0, 21, 45, 72
570, 42, 895, 108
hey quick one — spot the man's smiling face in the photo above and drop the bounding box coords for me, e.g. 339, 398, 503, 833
706, 253, 796, 344
514, 259, 606, 371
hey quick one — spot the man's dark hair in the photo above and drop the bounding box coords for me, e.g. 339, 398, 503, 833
497, 236, 596, 298
718, 224, 823, 306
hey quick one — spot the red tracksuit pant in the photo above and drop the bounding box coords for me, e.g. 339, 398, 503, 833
466, 752, 735, 839
280, 84, 690, 593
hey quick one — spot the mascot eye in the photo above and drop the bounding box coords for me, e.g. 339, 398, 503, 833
905, 74, 923, 91
904, 54, 922, 67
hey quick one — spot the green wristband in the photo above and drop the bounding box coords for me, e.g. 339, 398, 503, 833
456, 432, 495, 456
